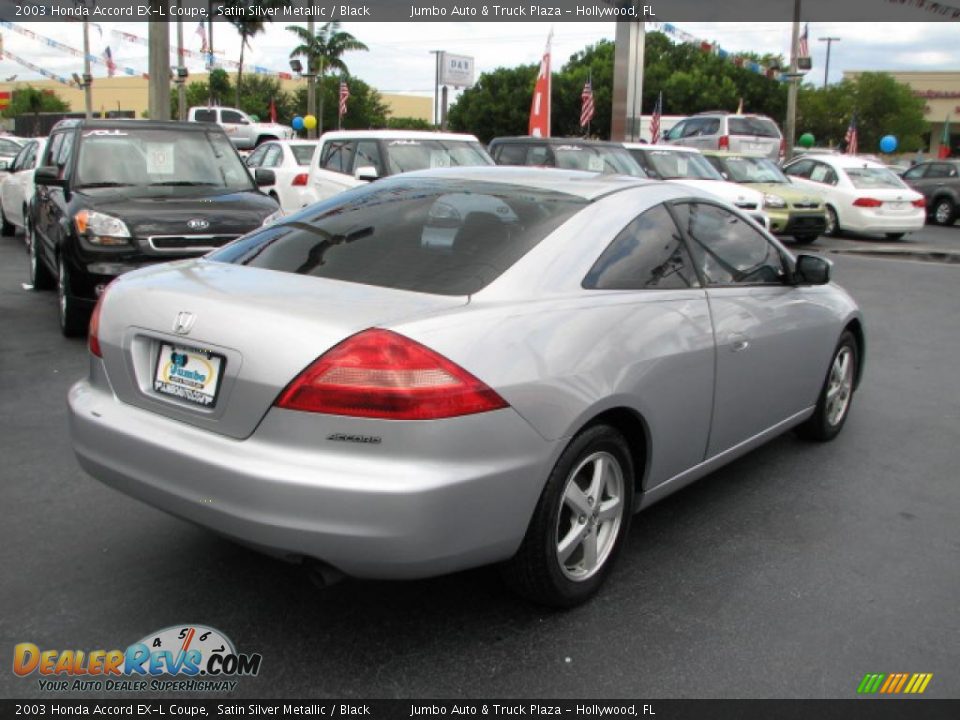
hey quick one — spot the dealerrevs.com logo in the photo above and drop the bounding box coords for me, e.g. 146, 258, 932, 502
13, 624, 262, 693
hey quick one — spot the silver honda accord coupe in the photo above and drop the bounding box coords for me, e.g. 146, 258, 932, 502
68, 166, 864, 607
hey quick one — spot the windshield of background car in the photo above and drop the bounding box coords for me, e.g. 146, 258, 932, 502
209, 178, 587, 296
382, 139, 493, 175
728, 117, 781, 138
291, 144, 316, 165
74, 128, 254, 190
551, 145, 646, 176
844, 167, 908, 190
644, 150, 723, 180
721, 156, 789, 183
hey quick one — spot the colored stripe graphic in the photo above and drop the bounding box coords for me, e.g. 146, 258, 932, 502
858, 673, 932, 694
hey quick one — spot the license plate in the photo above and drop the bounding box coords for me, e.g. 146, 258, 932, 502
886, 201, 908, 211
744, 142, 765, 152
153, 343, 225, 408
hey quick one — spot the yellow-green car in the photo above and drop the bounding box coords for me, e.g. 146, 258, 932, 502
702, 151, 827, 244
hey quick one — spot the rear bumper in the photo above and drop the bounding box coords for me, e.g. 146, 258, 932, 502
68, 376, 559, 579
843, 208, 926, 235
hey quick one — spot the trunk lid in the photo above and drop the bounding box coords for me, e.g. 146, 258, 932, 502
97, 259, 467, 439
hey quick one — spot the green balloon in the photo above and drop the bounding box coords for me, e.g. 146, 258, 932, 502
799, 133, 815, 149
249, 114, 259, 122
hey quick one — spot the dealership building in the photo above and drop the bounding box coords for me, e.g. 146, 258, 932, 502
844, 70, 959, 156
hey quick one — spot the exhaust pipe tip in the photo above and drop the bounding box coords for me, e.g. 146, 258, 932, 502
303, 559, 346, 589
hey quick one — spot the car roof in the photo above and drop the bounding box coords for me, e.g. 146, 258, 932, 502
397, 165, 659, 200
52, 119, 213, 132
789, 154, 890, 169
489, 136, 630, 148
623, 143, 701, 153
318, 129, 480, 142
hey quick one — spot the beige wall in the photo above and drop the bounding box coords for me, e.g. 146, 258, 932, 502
0, 73, 432, 122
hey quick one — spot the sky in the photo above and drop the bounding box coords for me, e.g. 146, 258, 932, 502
1, 21, 957, 101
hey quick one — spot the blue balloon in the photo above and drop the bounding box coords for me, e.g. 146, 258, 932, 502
880, 135, 898, 153
292, 116, 304, 131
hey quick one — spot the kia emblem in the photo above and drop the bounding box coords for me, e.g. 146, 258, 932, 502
173, 312, 196, 335
187, 218, 210, 230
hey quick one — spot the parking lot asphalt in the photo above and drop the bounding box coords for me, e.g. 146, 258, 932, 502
1, 225, 958, 700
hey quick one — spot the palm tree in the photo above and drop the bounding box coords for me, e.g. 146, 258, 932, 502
226, 0, 287, 108
287, 22, 368, 134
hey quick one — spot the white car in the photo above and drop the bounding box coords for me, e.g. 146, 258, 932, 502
624, 144, 770, 228
245, 139, 318, 213
304, 130, 493, 205
0, 136, 46, 237
783, 154, 925, 239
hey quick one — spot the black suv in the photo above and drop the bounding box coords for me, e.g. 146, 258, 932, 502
29, 119, 280, 335
488, 136, 647, 177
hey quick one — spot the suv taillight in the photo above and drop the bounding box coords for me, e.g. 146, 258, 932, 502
291, 173, 308, 186
275, 329, 509, 420
718, 135, 730, 150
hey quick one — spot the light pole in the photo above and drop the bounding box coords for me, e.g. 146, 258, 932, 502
306, 18, 317, 139
784, 0, 802, 162
81, 20, 93, 118
818, 36, 841, 89
429, 50, 441, 127
176, 0, 187, 120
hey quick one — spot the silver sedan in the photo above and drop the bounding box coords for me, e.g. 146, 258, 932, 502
68, 167, 864, 607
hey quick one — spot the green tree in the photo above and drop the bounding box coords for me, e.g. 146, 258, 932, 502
447, 64, 539, 142
2, 86, 70, 135
286, 21, 368, 134
225, 0, 286, 107
385, 116, 434, 131
292, 75, 387, 131
797, 73, 928, 152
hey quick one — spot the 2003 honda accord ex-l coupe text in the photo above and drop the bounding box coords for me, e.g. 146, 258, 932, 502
68, 167, 864, 607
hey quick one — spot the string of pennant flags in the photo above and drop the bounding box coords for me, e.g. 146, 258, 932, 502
650, 22, 787, 81
0, 48, 77, 87
0, 21, 145, 78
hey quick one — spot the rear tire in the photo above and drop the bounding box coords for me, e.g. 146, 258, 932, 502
884, 233, 905, 240
824, 206, 841, 237
796, 331, 858, 442
792, 234, 818, 245
28, 219, 55, 291
57, 256, 88, 337
931, 198, 955, 226
1, 205, 14, 236
502, 424, 634, 608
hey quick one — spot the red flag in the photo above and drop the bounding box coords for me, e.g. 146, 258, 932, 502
269, 98, 277, 124
799, 23, 809, 58
939, 116, 951, 158
103, 46, 116, 78
650, 92, 662, 144
339, 81, 350, 118
528, 32, 552, 138
844, 113, 858, 155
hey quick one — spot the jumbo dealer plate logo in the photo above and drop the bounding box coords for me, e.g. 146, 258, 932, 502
12, 624, 262, 693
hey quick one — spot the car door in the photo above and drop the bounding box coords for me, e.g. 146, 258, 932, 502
219, 109, 251, 148
920, 163, 960, 204
2, 142, 32, 226
582, 202, 715, 487
33, 131, 67, 268
672, 200, 838, 457
310, 139, 362, 201
663, 119, 687, 145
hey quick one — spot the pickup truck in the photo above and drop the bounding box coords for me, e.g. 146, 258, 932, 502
188, 106, 295, 150
302, 130, 493, 206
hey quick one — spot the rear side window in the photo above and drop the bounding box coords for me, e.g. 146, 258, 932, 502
210, 178, 587, 296
494, 143, 528, 166
728, 117, 781, 138
583, 204, 700, 290
42, 133, 64, 167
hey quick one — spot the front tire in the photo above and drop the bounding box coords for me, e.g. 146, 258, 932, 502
57, 256, 88, 337
1, 204, 14, 236
796, 331, 858, 442
931, 198, 955, 226
884, 233, 905, 240
502, 424, 634, 608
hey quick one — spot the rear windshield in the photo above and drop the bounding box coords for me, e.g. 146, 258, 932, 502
728, 117, 781, 139
209, 178, 587, 296
844, 167, 907, 190
383, 139, 493, 175
290, 144, 316, 165
636, 149, 723, 180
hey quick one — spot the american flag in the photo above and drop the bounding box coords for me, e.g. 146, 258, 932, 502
339, 81, 350, 119
650, 91, 663, 144
102, 46, 116, 78
799, 23, 809, 58
844, 113, 858, 155
195, 22, 209, 55
580, 77, 594, 129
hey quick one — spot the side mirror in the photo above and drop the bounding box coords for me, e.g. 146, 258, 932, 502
254, 168, 276, 187
354, 165, 379, 182
35, 166, 64, 188
794, 254, 831, 285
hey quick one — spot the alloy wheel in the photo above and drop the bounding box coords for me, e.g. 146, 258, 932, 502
825, 347, 854, 427
934, 200, 953, 225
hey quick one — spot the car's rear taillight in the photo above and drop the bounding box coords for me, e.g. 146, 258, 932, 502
912, 198, 926, 208
718, 135, 730, 150
853, 197, 883, 208
275, 329, 509, 420
88, 283, 113, 358
291, 173, 308, 186
779, 138, 786, 157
